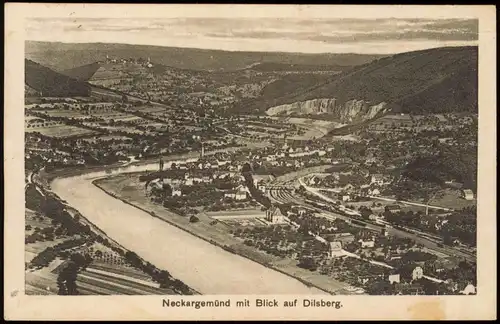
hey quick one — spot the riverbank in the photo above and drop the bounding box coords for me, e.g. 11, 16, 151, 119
36, 145, 248, 188
29, 177, 200, 295
94, 173, 354, 295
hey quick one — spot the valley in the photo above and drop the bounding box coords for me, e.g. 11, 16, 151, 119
24, 41, 478, 297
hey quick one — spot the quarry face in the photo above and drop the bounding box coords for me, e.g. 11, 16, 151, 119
266, 98, 389, 123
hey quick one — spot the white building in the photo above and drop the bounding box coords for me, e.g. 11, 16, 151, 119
358, 239, 375, 248
370, 174, 387, 186
224, 186, 248, 201
460, 283, 476, 295
461, 189, 474, 200
328, 241, 344, 258
388, 273, 401, 284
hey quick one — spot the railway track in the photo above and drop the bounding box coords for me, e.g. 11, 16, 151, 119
268, 187, 475, 262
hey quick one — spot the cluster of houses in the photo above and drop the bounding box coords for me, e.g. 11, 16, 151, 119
256, 143, 336, 168
351, 254, 476, 295
25, 146, 86, 167
306, 171, 394, 202
147, 152, 277, 203
143, 142, 348, 200
105, 55, 154, 68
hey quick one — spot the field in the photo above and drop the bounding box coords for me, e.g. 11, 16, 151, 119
139, 122, 170, 131
25, 221, 178, 296
82, 123, 144, 135
330, 134, 361, 142
36, 108, 139, 121
25, 260, 176, 296
37, 110, 88, 118
25, 237, 79, 262
76, 262, 176, 295
26, 209, 52, 229
25, 124, 97, 138
429, 189, 477, 210
25, 267, 61, 295
217, 218, 268, 227
289, 127, 326, 141
204, 208, 269, 227
113, 115, 144, 123
129, 105, 167, 113
25, 115, 45, 122
274, 117, 343, 129
25, 206, 85, 264
367, 114, 454, 133
81, 135, 132, 142
274, 117, 344, 140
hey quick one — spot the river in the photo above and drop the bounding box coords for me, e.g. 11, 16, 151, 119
50, 161, 326, 295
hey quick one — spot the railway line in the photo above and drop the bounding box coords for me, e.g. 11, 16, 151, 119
268, 187, 475, 262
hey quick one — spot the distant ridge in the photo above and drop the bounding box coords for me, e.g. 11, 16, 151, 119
244, 62, 350, 72
25, 41, 385, 72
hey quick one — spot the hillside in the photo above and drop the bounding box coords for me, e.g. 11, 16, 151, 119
246, 62, 350, 73
61, 62, 101, 81
25, 41, 384, 72
259, 46, 478, 116
403, 147, 477, 192
25, 59, 91, 97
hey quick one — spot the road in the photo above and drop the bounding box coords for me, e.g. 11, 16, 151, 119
307, 186, 454, 212
365, 195, 453, 211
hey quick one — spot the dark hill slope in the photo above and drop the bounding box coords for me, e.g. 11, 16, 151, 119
25, 59, 91, 97
61, 62, 101, 81
259, 46, 478, 115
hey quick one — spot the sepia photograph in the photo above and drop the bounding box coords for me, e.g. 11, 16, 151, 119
4, 3, 496, 321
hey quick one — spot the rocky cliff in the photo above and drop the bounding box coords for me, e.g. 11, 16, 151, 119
266, 98, 389, 123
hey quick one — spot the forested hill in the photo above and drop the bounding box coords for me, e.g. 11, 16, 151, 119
255, 46, 478, 115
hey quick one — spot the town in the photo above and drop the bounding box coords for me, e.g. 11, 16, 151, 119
25, 44, 478, 296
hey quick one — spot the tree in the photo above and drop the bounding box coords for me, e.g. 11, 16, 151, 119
57, 260, 80, 295
366, 279, 393, 295
297, 257, 317, 271
162, 183, 173, 198
156, 270, 172, 288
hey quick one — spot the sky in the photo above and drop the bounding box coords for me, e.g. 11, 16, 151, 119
25, 18, 478, 54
